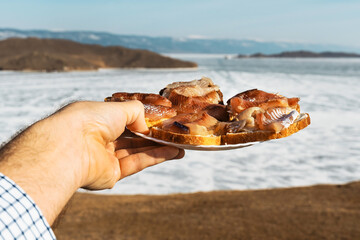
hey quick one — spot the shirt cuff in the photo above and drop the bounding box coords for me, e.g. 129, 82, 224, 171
0, 173, 56, 239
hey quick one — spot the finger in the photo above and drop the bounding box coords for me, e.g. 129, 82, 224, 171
118, 100, 149, 134
83, 101, 148, 141
114, 137, 160, 150
119, 146, 181, 179
115, 145, 160, 159
174, 148, 186, 159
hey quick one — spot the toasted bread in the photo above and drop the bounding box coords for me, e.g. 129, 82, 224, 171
145, 118, 167, 128
222, 113, 310, 144
148, 113, 310, 146
150, 127, 221, 145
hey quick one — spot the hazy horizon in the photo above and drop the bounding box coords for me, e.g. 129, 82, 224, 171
1, 0, 359, 48
2, 27, 360, 55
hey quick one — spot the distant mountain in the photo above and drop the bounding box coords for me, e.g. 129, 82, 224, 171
1, 28, 359, 54
0, 38, 197, 72
237, 50, 360, 58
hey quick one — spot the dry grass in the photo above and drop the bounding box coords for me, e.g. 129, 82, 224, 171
53, 182, 360, 240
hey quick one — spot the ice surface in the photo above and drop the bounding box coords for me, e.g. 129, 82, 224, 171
1, 56, 359, 194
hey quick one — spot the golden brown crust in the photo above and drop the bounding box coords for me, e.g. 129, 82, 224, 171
150, 127, 221, 145
222, 113, 311, 144
145, 118, 165, 128
150, 113, 310, 145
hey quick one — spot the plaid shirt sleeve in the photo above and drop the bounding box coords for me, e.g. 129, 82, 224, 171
0, 173, 56, 240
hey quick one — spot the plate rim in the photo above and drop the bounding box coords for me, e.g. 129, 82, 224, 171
133, 132, 260, 151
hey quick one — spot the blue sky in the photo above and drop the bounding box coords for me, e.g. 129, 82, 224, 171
1, 0, 359, 47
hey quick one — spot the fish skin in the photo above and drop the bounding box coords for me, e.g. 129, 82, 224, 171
111, 92, 172, 107
228, 89, 299, 114
160, 77, 224, 114
257, 108, 299, 133
144, 104, 177, 121
105, 92, 176, 122
161, 112, 219, 135
202, 104, 229, 122
159, 77, 218, 98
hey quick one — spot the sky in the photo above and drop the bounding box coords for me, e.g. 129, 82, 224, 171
0, 0, 360, 47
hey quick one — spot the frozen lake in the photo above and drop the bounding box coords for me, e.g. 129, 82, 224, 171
1, 55, 359, 194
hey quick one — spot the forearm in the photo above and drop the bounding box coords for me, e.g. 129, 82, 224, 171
0, 113, 82, 225
0, 101, 183, 226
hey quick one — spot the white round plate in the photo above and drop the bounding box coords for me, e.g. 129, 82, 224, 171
133, 132, 261, 151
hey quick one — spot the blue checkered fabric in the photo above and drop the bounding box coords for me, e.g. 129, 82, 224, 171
0, 173, 56, 239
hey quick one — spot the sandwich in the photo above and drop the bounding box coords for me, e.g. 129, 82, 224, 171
222, 89, 310, 144
105, 77, 310, 145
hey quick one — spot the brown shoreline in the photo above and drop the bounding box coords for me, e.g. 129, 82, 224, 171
53, 182, 360, 240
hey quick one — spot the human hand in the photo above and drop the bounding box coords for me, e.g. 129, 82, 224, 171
53, 101, 185, 190
0, 100, 184, 224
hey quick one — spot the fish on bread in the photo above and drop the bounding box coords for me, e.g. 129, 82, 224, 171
105, 77, 311, 146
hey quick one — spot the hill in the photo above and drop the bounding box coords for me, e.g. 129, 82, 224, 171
0, 38, 197, 72
237, 50, 360, 58
1, 28, 360, 54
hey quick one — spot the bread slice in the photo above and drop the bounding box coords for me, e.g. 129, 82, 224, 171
150, 127, 221, 145
222, 113, 311, 144
149, 113, 310, 146
145, 118, 169, 128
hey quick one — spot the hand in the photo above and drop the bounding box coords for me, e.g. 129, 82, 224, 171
62, 101, 184, 190
0, 100, 184, 224
114, 131, 184, 181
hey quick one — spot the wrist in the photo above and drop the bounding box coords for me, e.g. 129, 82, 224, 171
0, 114, 83, 224
43, 113, 84, 189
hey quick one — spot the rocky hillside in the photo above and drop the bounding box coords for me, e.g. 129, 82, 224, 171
0, 38, 197, 71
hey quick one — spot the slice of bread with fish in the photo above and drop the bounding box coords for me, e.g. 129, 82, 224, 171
148, 77, 225, 145
159, 77, 224, 114
221, 88, 310, 144
222, 113, 310, 144
150, 112, 222, 145
105, 78, 311, 146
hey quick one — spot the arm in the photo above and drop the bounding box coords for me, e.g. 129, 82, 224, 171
0, 101, 184, 225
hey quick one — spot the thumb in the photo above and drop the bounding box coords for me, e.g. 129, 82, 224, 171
100, 100, 148, 141
118, 100, 149, 134
59, 101, 149, 141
